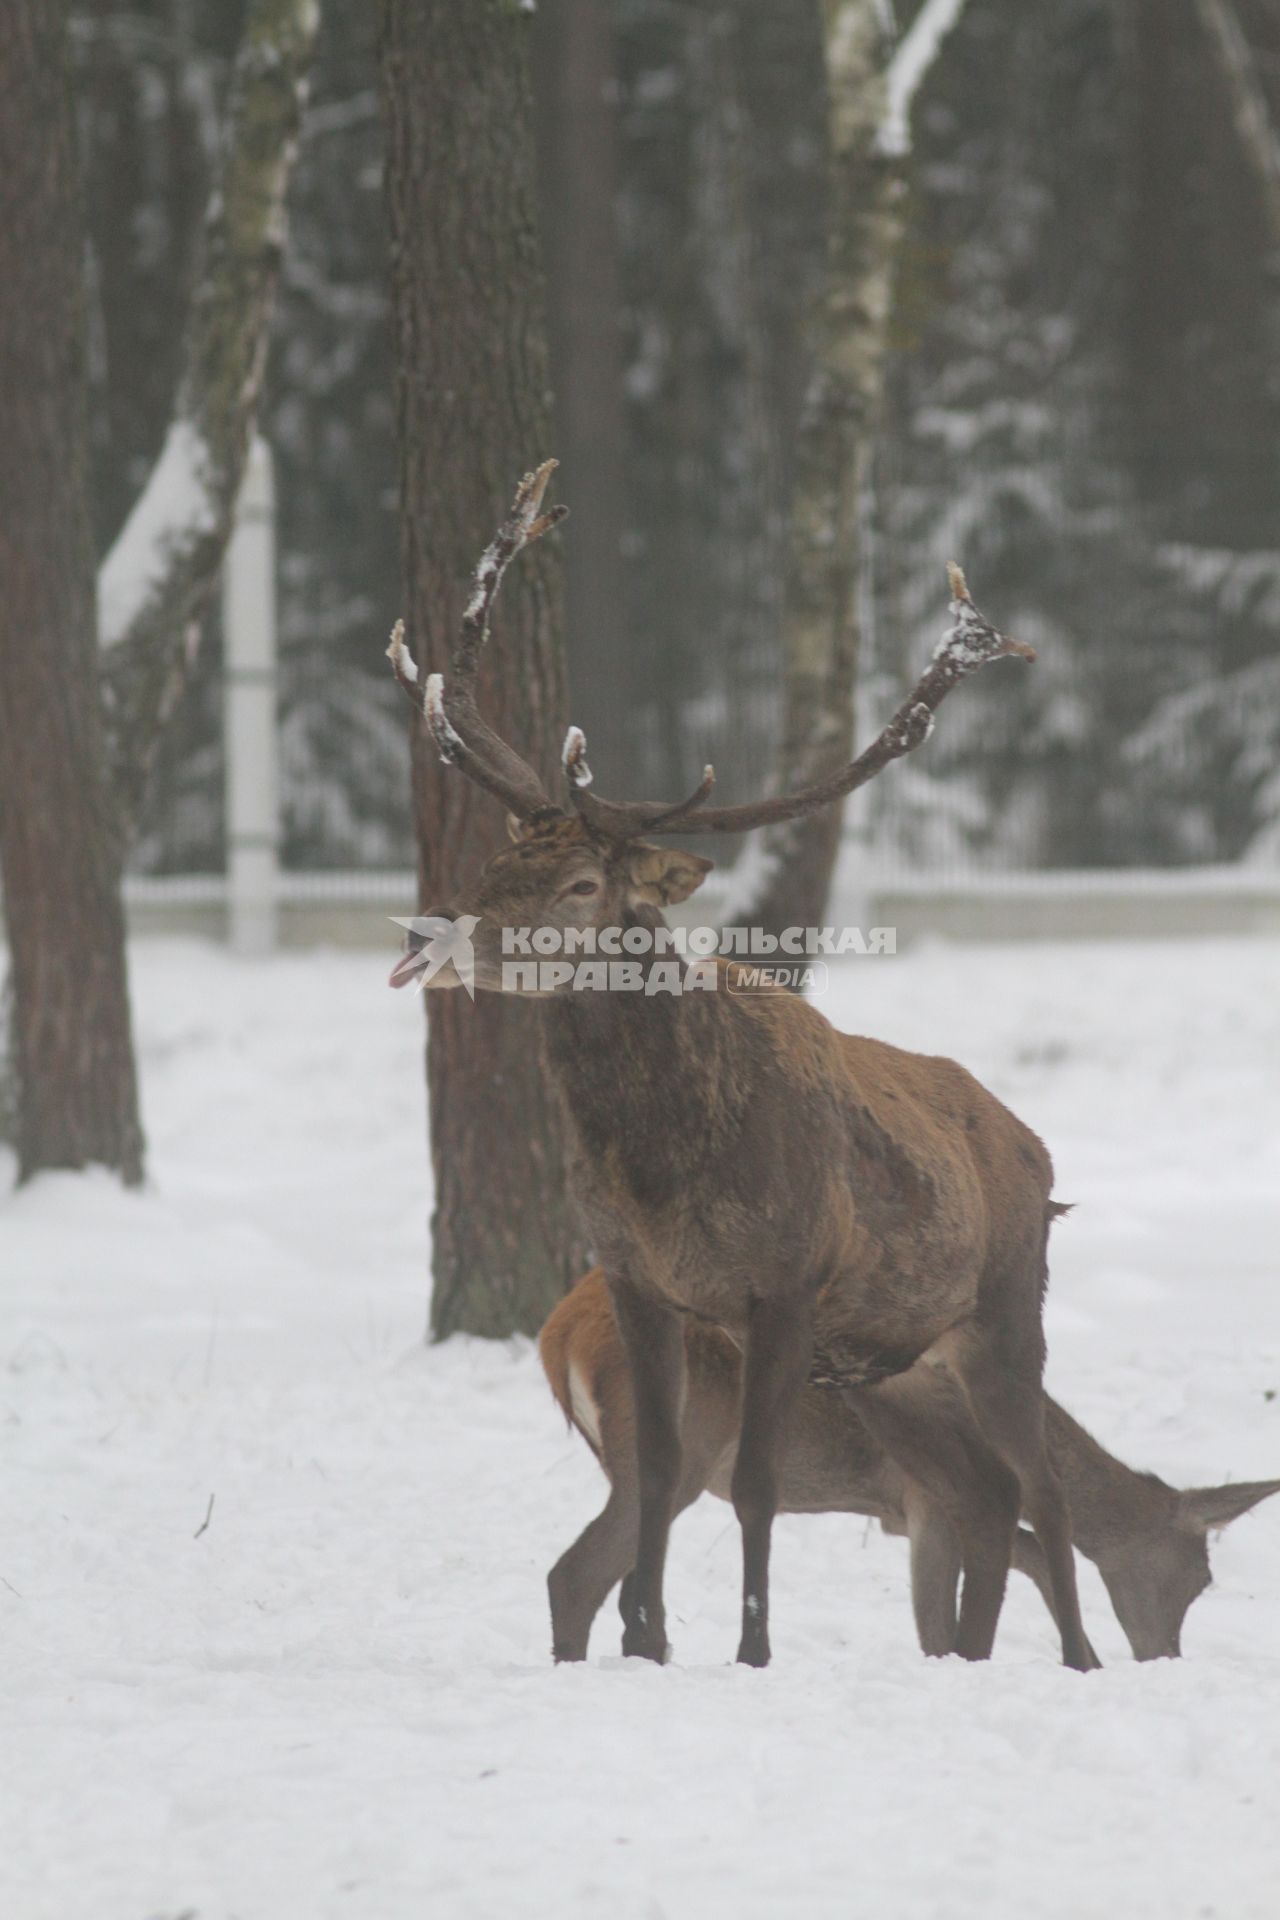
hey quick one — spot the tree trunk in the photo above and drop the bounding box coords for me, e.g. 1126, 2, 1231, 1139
0, 0, 143, 1184
378, 0, 588, 1339
743, 0, 903, 938
531, 0, 635, 791
731, 0, 975, 938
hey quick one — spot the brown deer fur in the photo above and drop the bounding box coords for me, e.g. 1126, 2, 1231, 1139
541, 1270, 1280, 1662
407, 813, 1097, 1670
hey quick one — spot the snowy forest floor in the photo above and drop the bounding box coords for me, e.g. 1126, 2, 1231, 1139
4, 934, 1280, 1920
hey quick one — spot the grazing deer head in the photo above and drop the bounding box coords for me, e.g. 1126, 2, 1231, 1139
1036, 1399, 1280, 1659
386, 464, 1104, 1677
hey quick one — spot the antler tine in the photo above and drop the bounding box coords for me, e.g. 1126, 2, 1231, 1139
384, 463, 568, 820
562, 724, 717, 837
565, 563, 1034, 837
454, 460, 567, 690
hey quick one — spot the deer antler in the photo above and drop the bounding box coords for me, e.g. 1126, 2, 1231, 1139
387, 464, 1031, 843
562, 725, 717, 838
561, 562, 1034, 837
386, 461, 568, 820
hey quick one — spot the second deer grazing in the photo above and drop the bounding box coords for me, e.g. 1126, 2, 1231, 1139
542, 1268, 1280, 1663
387, 461, 1096, 1671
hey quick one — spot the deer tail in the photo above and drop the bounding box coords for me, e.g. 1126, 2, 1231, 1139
537, 1268, 613, 1462
537, 1291, 578, 1433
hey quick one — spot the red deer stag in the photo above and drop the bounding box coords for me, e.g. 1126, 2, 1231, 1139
542, 1268, 1280, 1662
387, 461, 1097, 1671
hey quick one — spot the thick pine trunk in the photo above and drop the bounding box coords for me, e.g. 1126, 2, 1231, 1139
378, 0, 587, 1339
0, 0, 143, 1184
531, 0, 635, 791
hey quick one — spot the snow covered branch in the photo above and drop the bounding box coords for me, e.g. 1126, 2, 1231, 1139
877, 0, 970, 158
97, 0, 319, 832
97, 420, 217, 652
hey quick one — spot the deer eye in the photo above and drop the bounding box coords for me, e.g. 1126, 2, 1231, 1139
568, 879, 599, 897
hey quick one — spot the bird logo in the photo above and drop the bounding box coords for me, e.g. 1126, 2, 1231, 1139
387, 914, 480, 998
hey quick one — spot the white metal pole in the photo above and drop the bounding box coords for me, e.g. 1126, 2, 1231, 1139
222, 436, 278, 954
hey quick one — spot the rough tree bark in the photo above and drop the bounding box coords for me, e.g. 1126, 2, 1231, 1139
378, 0, 588, 1339
0, 0, 316, 1184
741, 0, 969, 937
531, 0, 634, 790
0, 0, 143, 1182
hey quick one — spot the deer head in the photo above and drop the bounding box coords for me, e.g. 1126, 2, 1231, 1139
1096, 1474, 1280, 1660
387, 813, 714, 994
385, 460, 1034, 995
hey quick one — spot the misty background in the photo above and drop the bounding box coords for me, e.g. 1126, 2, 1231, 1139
78, 0, 1280, 880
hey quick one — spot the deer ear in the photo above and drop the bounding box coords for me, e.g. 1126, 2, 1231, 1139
625, 844, 714, 906
1179, 1478, 1280, 1533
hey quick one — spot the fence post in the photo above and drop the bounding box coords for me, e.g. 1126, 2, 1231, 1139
222, 436, 278, 954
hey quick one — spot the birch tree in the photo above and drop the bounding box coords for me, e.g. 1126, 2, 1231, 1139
98, 0, 321, 832
738, 0, 970, 934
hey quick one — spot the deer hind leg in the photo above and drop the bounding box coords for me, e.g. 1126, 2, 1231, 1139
606, 1277, 686, 1664
849, 1358, 1020, 1661
549, 1487, 638, 1662
945, 1323, 1100, 1673
731, 1291, 814, 1667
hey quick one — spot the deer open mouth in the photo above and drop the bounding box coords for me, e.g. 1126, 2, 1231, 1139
388, 947, 427, 989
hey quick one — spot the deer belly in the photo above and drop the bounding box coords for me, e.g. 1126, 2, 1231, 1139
808, 1257, 981, 1389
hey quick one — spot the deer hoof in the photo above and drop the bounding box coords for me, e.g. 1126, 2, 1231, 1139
621, 1616, 669, 1664
622, 1637, 669, 1665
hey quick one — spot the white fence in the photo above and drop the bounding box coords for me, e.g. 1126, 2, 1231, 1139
223, 437, 279, 954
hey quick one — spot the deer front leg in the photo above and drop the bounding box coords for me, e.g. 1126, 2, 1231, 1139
732, 1292, 814, 1667
607, 1277, 685, 1664
902, 1485, 963, 1657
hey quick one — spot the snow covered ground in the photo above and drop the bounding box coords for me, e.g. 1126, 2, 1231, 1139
3, 933, 1279, 1920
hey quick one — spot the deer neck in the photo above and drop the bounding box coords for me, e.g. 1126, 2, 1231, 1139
539, 939, 746, 1179
1045, 1397, 1175, 1556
